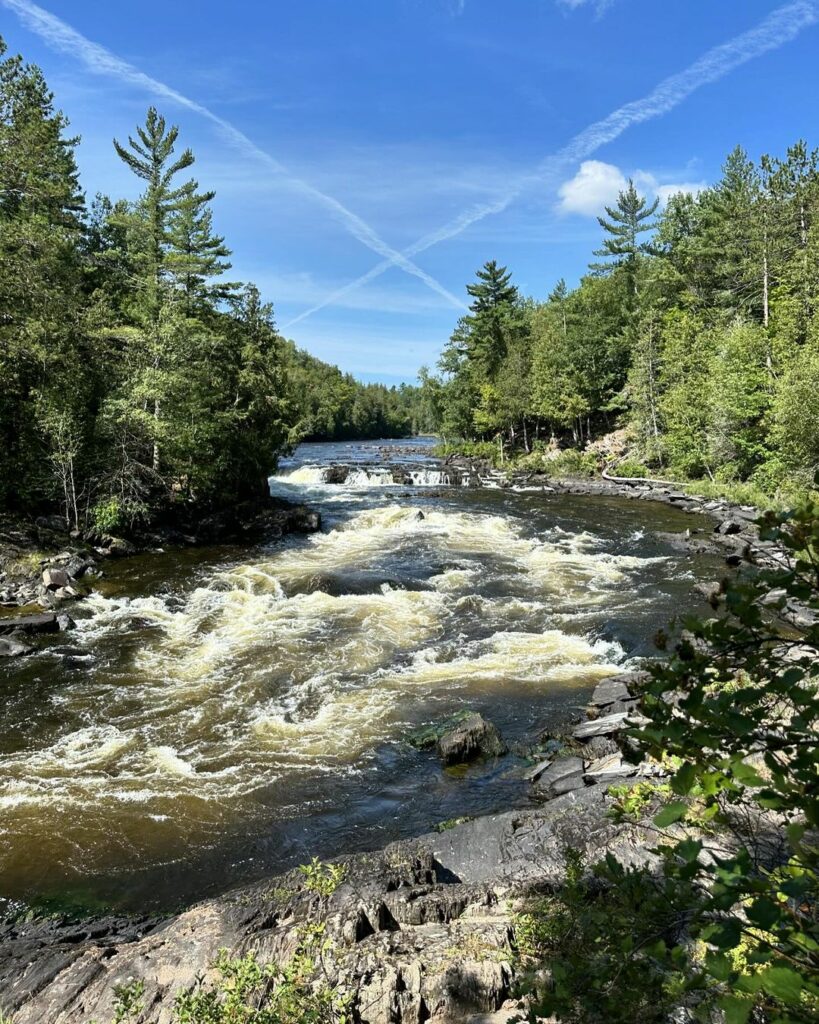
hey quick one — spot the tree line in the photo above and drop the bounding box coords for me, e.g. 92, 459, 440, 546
422, 145, 819, 496
0, 37, 426, 532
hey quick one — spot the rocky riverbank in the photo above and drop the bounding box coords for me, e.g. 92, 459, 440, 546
0, 498, 321, 657
0, 673, 664, 1024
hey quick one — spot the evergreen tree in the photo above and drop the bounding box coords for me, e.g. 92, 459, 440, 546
0, 36, 87, 513
590, 179, 659, 298
167, 182, 236, 309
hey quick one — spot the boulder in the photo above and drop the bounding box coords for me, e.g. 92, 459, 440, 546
290, 507, 322, 533
693, 580, 722, 603
0, 612, 58, 636
56, 612, 76, 632
436, 713, 508, 766
585, 734, 621, 758
589, 677, 633, 708
715, 519, 743, 536
106, 537, 137, 558
531, 756, 585, 800
521, 758, 552, 783
583, 753, 637, 782
65, 555, 94, 579
42, 567, 71, 590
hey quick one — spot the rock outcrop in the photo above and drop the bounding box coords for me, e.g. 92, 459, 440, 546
0, 787, 654, 1024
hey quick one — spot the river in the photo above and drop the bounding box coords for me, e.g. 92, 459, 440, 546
0, 439, 721, 914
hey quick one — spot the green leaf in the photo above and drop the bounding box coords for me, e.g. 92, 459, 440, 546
701, 918, 742, 949
671, 761, 697, 795
760, 965, 804, 1003
717, 993, 754, 1024
745, 897, 782, 930
653, 801, 688, 828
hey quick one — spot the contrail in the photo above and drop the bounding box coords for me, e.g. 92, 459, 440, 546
0, 0, 467, 312
282, 0, 818, 329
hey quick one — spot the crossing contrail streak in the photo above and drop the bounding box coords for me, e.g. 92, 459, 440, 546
0, 0, 467, 312
282, 0, 818, 330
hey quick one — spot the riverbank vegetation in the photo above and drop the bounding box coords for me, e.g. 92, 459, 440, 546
0, 37, 425, 532
422, 145, 819, 504
515, 494, 819, 1023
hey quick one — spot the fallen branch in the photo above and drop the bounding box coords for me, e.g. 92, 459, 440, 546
601, 469, 692, 488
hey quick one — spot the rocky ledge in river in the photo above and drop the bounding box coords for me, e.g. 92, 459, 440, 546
0, 674, 662, 1024
0, 498, 321, 644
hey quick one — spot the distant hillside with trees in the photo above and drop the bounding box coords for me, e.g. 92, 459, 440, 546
422, 148, 819, 501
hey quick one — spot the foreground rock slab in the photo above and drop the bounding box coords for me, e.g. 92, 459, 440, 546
0, 612, 58, 636
0, 788, 655, 1024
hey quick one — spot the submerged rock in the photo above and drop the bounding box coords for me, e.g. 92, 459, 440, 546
0, 636, 32, 657
436, 713, 508, 766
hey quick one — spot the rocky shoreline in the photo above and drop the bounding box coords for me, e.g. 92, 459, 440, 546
0, 498, 321, 657
0, 673, 663, 1024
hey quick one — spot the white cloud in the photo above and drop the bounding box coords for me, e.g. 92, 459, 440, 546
655, 181, 707, 203
557, 161, 707, 217
557, 160, 627, 215
557, 0, 615, 14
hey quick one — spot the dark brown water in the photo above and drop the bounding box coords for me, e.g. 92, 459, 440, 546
0, 440, 721, 913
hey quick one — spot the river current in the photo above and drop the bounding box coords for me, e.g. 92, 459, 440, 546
0, 439, 720, 913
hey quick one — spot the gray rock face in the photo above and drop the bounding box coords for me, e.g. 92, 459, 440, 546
0, 793, 656, 1024
436, 713, 508, 766
583, 753, 636, 782
589, 677, 632, 707
531, 757, 585, 800
573, 711, 630, 739
715, 519, 743, 536
0, 612, 58, 636
41, 567, 70, 589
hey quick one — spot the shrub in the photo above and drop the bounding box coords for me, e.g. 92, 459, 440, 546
515, 490, 819, 1023
611, 458, 649, 478
174, 933, 348, 1024
298, 858, 346, 898
90, 496, 147, 534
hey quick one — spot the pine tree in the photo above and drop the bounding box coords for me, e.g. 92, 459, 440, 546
167, 181, 235, 310
466, 259, 518, 313
590, 180, 659, 295
111, 108, 197, 476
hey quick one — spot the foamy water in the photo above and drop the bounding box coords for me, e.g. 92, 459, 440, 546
0, 444, 713, 910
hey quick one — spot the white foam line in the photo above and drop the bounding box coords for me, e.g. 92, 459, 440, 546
0, 0, 467, 312
282, 0, 818, 328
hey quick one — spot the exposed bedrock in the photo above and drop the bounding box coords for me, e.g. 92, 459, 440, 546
0, 785, 655, 1024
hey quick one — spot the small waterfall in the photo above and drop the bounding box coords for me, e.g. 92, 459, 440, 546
274, 465, 328, 485
346, 467, 396, 486
408, 469, 451, 486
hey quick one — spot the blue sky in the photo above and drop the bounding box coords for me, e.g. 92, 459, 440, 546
2, 1, 818, 384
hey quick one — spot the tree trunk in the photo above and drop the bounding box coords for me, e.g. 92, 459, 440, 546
153, 399, 161, 472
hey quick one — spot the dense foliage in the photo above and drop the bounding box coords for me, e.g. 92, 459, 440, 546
424, 146, 819, 497
516, 495, 819, 1023
0, 38, 423, 529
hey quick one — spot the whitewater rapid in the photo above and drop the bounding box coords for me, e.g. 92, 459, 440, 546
1, 450, 708, 909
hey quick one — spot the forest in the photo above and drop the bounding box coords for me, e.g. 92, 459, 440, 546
0, 37, 426, 532
422, 148, 819, 501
